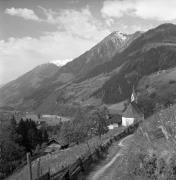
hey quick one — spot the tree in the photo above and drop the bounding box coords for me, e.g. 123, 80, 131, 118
16, 118, 48, 152
42, 129, 49, 142
0, 122, 24, 178
10, 115, 17, 128
59, 106, 109, 150
89, 106, 109, 138
59, 108, 93, 145
138, 96, 155, 117
59, 121, 74, 145
0, 116, 49, 178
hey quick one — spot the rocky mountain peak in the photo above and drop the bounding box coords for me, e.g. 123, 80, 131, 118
110, 31, 128, 40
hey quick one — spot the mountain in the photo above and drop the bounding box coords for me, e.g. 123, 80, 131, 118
137, 67, 176, 106
51, 31, 141, 81
34, 31, 141, 113
51, 59, 71, 67
0, 30, 140, 112
0, 63, 59, 110
2, 24, 176, 114
92, 23, 176, 104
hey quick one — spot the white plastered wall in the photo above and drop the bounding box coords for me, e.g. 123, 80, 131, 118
122, 117, 134, 126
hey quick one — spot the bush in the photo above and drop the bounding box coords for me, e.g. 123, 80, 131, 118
129, 152, 176, 180
138, 96, 155, 117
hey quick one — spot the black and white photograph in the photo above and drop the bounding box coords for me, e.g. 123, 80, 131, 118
1, 0, 176, 179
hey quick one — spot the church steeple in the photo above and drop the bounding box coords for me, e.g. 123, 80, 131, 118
131, 86, 137, 103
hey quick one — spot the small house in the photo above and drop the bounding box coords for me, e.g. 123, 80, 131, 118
107, 103, 124, 126
44, 139, 61, 153
108, 123, 119, 130
122, 87, 144, 127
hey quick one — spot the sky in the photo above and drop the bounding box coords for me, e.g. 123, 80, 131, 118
1, 0, 176, 85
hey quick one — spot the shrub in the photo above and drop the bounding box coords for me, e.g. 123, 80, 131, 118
138, 96, 155, 117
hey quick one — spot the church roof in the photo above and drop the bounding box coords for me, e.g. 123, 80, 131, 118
122, 102, 143, 118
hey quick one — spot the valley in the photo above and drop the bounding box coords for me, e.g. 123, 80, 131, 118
2, 23, 176, 180
2, 24, 176, 115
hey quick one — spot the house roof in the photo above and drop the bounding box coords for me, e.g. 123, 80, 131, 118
122, 102, 143, 118
47, 139, 60, 146
109, 114, 122, 123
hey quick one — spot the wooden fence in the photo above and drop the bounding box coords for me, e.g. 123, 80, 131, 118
35, 123, 139, 180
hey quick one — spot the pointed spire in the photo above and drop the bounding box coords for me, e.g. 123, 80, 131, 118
131, 86, 137, 103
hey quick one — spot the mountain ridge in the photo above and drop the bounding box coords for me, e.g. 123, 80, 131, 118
0, 63, 59, 109
92, 24, 176, 104
1, 24, 176, 114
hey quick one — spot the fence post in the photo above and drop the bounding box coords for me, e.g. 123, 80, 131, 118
78, 158, 84, 172
65, 170, 70, 180
37, 158, 41, 178
27, 153, 33, 180
48, 167, 50, 180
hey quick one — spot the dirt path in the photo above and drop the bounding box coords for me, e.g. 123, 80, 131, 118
86, 135, 134, 180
